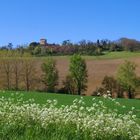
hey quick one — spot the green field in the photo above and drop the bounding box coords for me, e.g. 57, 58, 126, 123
1, 51, 140, 60
39, 51, 140, 60
1, 90, 140, 117
1, 90, 140, 140
94, 51, 140, 59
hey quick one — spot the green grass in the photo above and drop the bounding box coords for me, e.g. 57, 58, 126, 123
1, 90, 140, 140
0, 90, 140, 117
39, 51, 140, 60
87, 51, 140, 60
1, 51, 140, 61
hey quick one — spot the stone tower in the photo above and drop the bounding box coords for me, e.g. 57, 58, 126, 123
40, 39, 47, 46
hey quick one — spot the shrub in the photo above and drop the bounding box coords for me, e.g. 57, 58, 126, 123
93, 76, 124, 98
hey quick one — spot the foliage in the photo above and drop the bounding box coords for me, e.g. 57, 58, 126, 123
117, 61, 138, 98
102, 76, 117, 93
33, 45, 41, 55
119, 38, 140, 51
62, 75, 77, 94
102, 76, 124, 98
1, 37, 140, 56
0, 50, 139, 96
69, 54, 88, 95
93, 76, 125, 98
25, 38, 140, 56
41, 58, 58, 92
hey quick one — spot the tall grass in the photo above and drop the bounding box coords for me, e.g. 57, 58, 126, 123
0, 93, 140, 140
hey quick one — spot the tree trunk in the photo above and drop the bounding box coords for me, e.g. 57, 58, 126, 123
26, 72, 29, 91
7, 72, 10, 90
15, 68, 18, 90
128, 87, 132, 99
78, 86, 81, 95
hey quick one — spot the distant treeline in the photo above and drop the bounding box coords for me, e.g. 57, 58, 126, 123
0, 37, 140, 56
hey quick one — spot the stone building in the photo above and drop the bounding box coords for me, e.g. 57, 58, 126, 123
40, 39, 47, 46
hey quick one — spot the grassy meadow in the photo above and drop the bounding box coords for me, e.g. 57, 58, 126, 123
39, 51, 140, 60
1, 91, 140, 140
0, 90, 140, 117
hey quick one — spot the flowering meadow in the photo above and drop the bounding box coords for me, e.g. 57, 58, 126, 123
0, 92, 140, 140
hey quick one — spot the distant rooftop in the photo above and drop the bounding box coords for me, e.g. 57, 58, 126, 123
40, 39, 47, 46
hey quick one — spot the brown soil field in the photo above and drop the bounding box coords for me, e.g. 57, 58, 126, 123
55, 57, 140, 96
1, 56, 139, 97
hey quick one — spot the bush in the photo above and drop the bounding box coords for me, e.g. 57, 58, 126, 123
93, 76, 124, 98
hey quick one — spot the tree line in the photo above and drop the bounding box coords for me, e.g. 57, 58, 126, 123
0, 53, 88, 95
0, 53, 139, 98
1, 37, 140, 56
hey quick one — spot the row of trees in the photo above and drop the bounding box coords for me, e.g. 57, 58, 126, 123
0, 54, 88, 95
27, 38, 140, 56
1, 37, 140, 56
0, 58, 36, 91
41, 54, 88, 95
0, 53, 139, 98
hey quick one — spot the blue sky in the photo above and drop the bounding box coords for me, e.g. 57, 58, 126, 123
0, 0, 140, 46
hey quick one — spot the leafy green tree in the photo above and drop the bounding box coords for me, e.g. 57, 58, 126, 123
33, 46, 41, 55
117, 61, 138, 98
62, 40, 72, 46
41, 58, 58, 92
7, 43, 13, 50
69, 54, 88, 95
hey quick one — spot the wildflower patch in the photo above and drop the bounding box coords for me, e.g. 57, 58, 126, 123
0, 95, 140, 140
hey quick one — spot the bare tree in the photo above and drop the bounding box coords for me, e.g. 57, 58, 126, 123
12, 57, 23, 90
22, 58, 36, 91
1, 59, 13, 90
